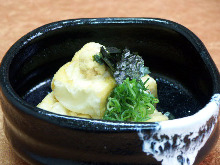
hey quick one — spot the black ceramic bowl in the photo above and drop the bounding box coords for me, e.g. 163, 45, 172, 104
0, 18, 220, 165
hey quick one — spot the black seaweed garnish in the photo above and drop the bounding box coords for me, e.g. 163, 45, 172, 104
113, 48, 150, 84
94, 46, 150, 84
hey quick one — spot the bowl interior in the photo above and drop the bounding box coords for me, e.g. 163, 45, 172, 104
8, 21, 213, 119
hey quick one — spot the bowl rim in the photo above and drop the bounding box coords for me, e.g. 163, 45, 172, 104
0, 17, 220, 131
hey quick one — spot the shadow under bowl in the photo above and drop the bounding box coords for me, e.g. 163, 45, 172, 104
0, 18, 220, 165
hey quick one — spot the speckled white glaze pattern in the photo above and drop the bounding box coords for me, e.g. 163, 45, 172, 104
139, 94, 220, 165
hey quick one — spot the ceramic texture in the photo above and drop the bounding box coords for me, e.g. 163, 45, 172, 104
0, 18, 219, 165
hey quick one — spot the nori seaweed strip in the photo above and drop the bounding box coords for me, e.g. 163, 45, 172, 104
94, 46, 150, 84
100, 47, 121, 72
